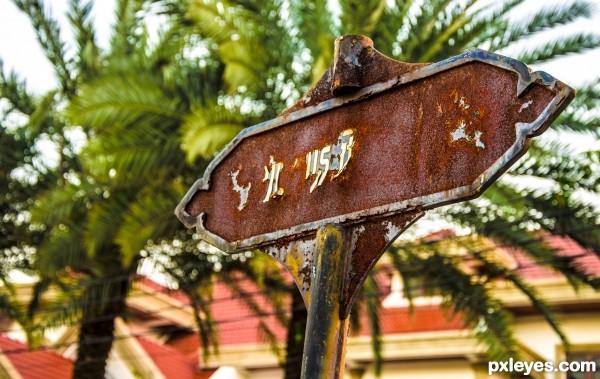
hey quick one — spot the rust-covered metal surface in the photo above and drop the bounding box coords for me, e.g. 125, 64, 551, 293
301, 225, 350, 379
176, 35, 574, 310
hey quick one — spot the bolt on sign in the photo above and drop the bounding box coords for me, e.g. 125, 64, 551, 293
176, 35, 573, 376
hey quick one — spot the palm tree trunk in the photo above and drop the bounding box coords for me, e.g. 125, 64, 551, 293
284, 288, 307, 379
72, 278, 128, 379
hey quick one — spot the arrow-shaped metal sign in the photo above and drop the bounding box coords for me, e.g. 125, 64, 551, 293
176, 35, 573, 378
177, 36, 572, 307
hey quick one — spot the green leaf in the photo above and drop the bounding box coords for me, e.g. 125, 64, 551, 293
83, 189, 132, 258
517, 33, 600, 64
181, 105, 244, 162
35, 223, 87, 275
67, 73, 181, 131
115, 183, 183, 266
493, 1, 594, 51
340, 0, 387, 36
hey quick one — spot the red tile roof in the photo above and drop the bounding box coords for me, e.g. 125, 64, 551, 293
209, 277, 288, 345
0, 335, 73, 379
505, 234, 600, 279
377, 305, 464, 335
139, 232, 598, 367
166, 333, 201, 367
136, 336, 198, 379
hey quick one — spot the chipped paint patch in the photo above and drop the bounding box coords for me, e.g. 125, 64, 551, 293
265, 239, 315, 304
451, 121, 486, 149
384, 221, 402, 243
519, 100, 533, 113
229, 170, 251, 211
458, 96, 470, 110
451, 121, 469, 141
350, 225, 366, 251
474, 131, 485, 149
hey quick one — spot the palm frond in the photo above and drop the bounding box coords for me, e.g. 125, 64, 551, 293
30, 182, 90, 227
565, 79, 600, 113
34, 222, 87, 275
82, 125, 184, 184
288, 0, 334, 63
83, 189, 133, 258
12, 0, 75, 95
551, 92, 600, 135
389, 246, 520, 361
449, 0, 524, 53
187, 0, 292, 94
492, 1, 594, 51
148, 22, 189, 76
552, 114, 600, 136
515, 142, 599, 193
516, 33, 600, 64
220, 268, 286, 362
372, 0, 419, 57
187, 285, 220, 362
418, 0, 479, 62
186, 0, 234, 43
0, 60, 36, 116
524, 192, 600, 261
26, 90, 58, 136
67, 0, 100, 81
339, 0, 387, 36
27, 285, 82, 337
447, 184, 599, 289
474, 252, 570, 349
115, 183, 183, 266
181, 104, 244, 162
219, 39, 268, 92
398, 0, 456, 61
68, 73, 181, 132
242, 254, 289, 324
109, 0, 146, 59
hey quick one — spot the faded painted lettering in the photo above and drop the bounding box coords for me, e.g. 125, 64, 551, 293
263, 156, 284, 202
230, 170, 251, 211
305, 129, 355, 193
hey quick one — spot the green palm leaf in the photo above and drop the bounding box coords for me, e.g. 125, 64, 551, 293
516, 33, 600, 64
181, 104, 244, 162
68, 73, 181, 130
492, 1, 594, 51
115, 183, 184, 266
82, 189, 133, 258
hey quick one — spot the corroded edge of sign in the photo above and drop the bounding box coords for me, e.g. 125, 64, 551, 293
175, 49, 574, 253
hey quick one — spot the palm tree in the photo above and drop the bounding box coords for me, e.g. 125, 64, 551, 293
2, 1, 290, 377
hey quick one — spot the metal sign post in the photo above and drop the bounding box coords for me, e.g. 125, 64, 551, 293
301, 225, 350, 378
176, 35, 574, 378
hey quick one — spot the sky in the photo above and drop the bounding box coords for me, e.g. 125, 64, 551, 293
0, 0, 114, 94
0, 0, 599, 95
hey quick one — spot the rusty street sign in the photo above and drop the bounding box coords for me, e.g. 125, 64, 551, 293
176, 35, 573, 378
